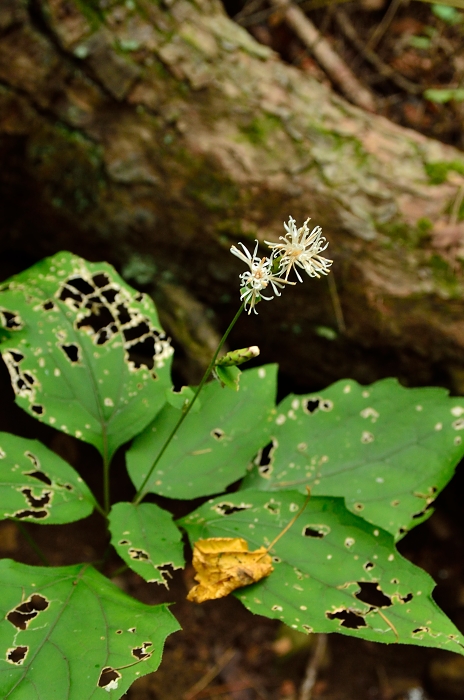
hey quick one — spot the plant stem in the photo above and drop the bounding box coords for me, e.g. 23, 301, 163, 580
298, 633, 327, 700
133, 302, 245, 505
110, 563, 129, 578
92, 498, 107, 519
327, 272, 345, 334
16, 521, 50, 566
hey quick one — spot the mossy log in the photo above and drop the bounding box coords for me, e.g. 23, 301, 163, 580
1, 0, 464, 390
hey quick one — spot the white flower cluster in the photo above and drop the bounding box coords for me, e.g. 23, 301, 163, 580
230, 216, 332, 314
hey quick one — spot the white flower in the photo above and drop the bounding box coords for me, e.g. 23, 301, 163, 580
230, 240, 293, 314
265, 216, 332, 282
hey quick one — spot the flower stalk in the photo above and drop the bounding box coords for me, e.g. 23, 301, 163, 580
134, 215, 331, 504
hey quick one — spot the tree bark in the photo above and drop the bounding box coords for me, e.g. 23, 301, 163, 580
1, 0, 464, 391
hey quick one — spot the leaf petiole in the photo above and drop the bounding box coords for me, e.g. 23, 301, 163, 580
15, 521, 50, 566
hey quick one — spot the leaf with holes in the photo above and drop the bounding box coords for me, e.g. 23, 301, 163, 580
0, 252, 173, 459
241, 378, 464, 539
126, 365, 277, 499
0, 433, 96, 524
179, 490, 464, 654
109, 502, 185, 584
0, 559, 180, 699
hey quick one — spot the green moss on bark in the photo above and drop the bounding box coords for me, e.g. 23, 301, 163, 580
428, 254, 460, 296
378, 221, 430, 249
238, 114, 282, 146
424, 160, 464, 185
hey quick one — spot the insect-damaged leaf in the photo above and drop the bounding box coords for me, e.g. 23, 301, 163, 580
186, 538, 273, 603
242, 378, 464, 539
0, 433, 95, 524
0, 560, 180, 699
165, 386, 200, 413
126, 365, 277, 499
179, 490, 464, 654
109, 502, 185, 584
0, 252, 173, 459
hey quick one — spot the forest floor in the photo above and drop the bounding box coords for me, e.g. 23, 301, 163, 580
225, 0, 464, 149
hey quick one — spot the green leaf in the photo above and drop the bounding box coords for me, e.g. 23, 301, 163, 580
0, 433, 95, 524
241, 378, 464, 539
179, 490, 464, 654
314, 325, 337, 341
432, 3, 462, 22
214, 365, 241, 390
0, 560, 180, 699
0, 252, 173, 459
424, 88, 464, 103
419, 0, 464, 9
109, 502, 185, 584
165, 386, 201, 413
127, 365, 277, 499
408, 35, 432, 49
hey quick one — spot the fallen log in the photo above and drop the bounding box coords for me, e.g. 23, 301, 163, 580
1, 0, 464, 391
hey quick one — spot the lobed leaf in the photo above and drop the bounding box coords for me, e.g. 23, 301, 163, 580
241, 378, 464, 538
0, 433, 95, 524
180, 490, 464, 654
126, 365, 277, 499
109, 502, 185, 584
0, 252, 173, 459
0, 560, 180, 699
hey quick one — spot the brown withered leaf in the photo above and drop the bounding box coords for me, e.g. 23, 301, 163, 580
187, 537, 274, 604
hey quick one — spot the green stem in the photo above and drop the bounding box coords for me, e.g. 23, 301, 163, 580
110, 563, 129, 578
327, 272, 345, 334
92, 498, 107, 519
80, 478, 106, 519
94, 541, 115, 572
16, 521, 50, 566
133, 302, 245, 505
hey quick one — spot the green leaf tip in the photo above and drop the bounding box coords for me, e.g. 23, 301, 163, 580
213, 364, 241, 390
0, 433, 95, 524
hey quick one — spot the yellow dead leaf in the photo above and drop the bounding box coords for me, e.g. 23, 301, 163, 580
187, 488, 312, 604
187, 537, 273, 603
